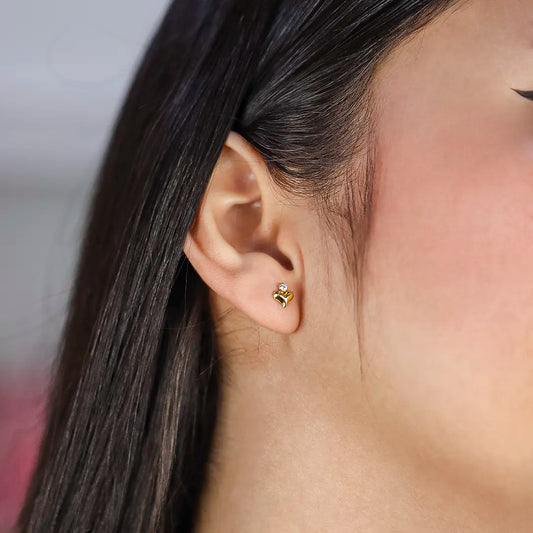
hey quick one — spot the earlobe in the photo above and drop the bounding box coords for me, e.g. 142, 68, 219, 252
181, 130, 302, 334
183, 230, 301, 334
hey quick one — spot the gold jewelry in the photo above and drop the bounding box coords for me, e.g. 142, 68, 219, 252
272, 282, 294, 308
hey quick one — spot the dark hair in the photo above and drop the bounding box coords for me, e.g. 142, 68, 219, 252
17, 1, 463, 531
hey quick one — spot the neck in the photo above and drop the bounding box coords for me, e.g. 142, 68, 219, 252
192, 348, 532, 533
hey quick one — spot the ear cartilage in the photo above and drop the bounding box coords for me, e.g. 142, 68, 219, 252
272, 282, 294, 308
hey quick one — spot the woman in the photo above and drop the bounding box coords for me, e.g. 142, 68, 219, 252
16, 0, 533, 531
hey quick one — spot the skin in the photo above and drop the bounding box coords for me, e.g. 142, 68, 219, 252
183, 0, 533, 531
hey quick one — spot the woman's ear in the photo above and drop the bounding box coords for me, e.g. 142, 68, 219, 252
182, 131, 302, 334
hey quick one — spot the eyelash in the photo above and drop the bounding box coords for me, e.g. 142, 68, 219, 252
513, 88, 533, 100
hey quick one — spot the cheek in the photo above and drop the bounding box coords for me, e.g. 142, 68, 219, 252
362, 106, 533, 487
371, 132, 533, 352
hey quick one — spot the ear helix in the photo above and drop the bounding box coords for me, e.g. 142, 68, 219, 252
272, 282, 294, 309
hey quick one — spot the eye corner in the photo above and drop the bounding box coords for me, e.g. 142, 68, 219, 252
512, 88, 533, 100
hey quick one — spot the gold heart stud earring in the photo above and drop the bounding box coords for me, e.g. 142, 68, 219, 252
272, 282, 294, 308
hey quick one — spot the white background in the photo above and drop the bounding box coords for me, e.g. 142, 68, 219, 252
0, 0, 170, 373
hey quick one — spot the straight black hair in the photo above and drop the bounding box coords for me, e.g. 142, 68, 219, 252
17, 1, 464, 531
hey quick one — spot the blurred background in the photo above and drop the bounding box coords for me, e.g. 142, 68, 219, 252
0, 1, 169, 529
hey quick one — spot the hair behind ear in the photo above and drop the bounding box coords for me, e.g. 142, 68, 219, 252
16, 2, 282, 531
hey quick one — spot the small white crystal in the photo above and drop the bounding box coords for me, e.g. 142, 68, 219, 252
279, 282, 287, 292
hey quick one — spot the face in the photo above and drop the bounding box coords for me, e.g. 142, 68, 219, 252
360, 0, 533, 498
